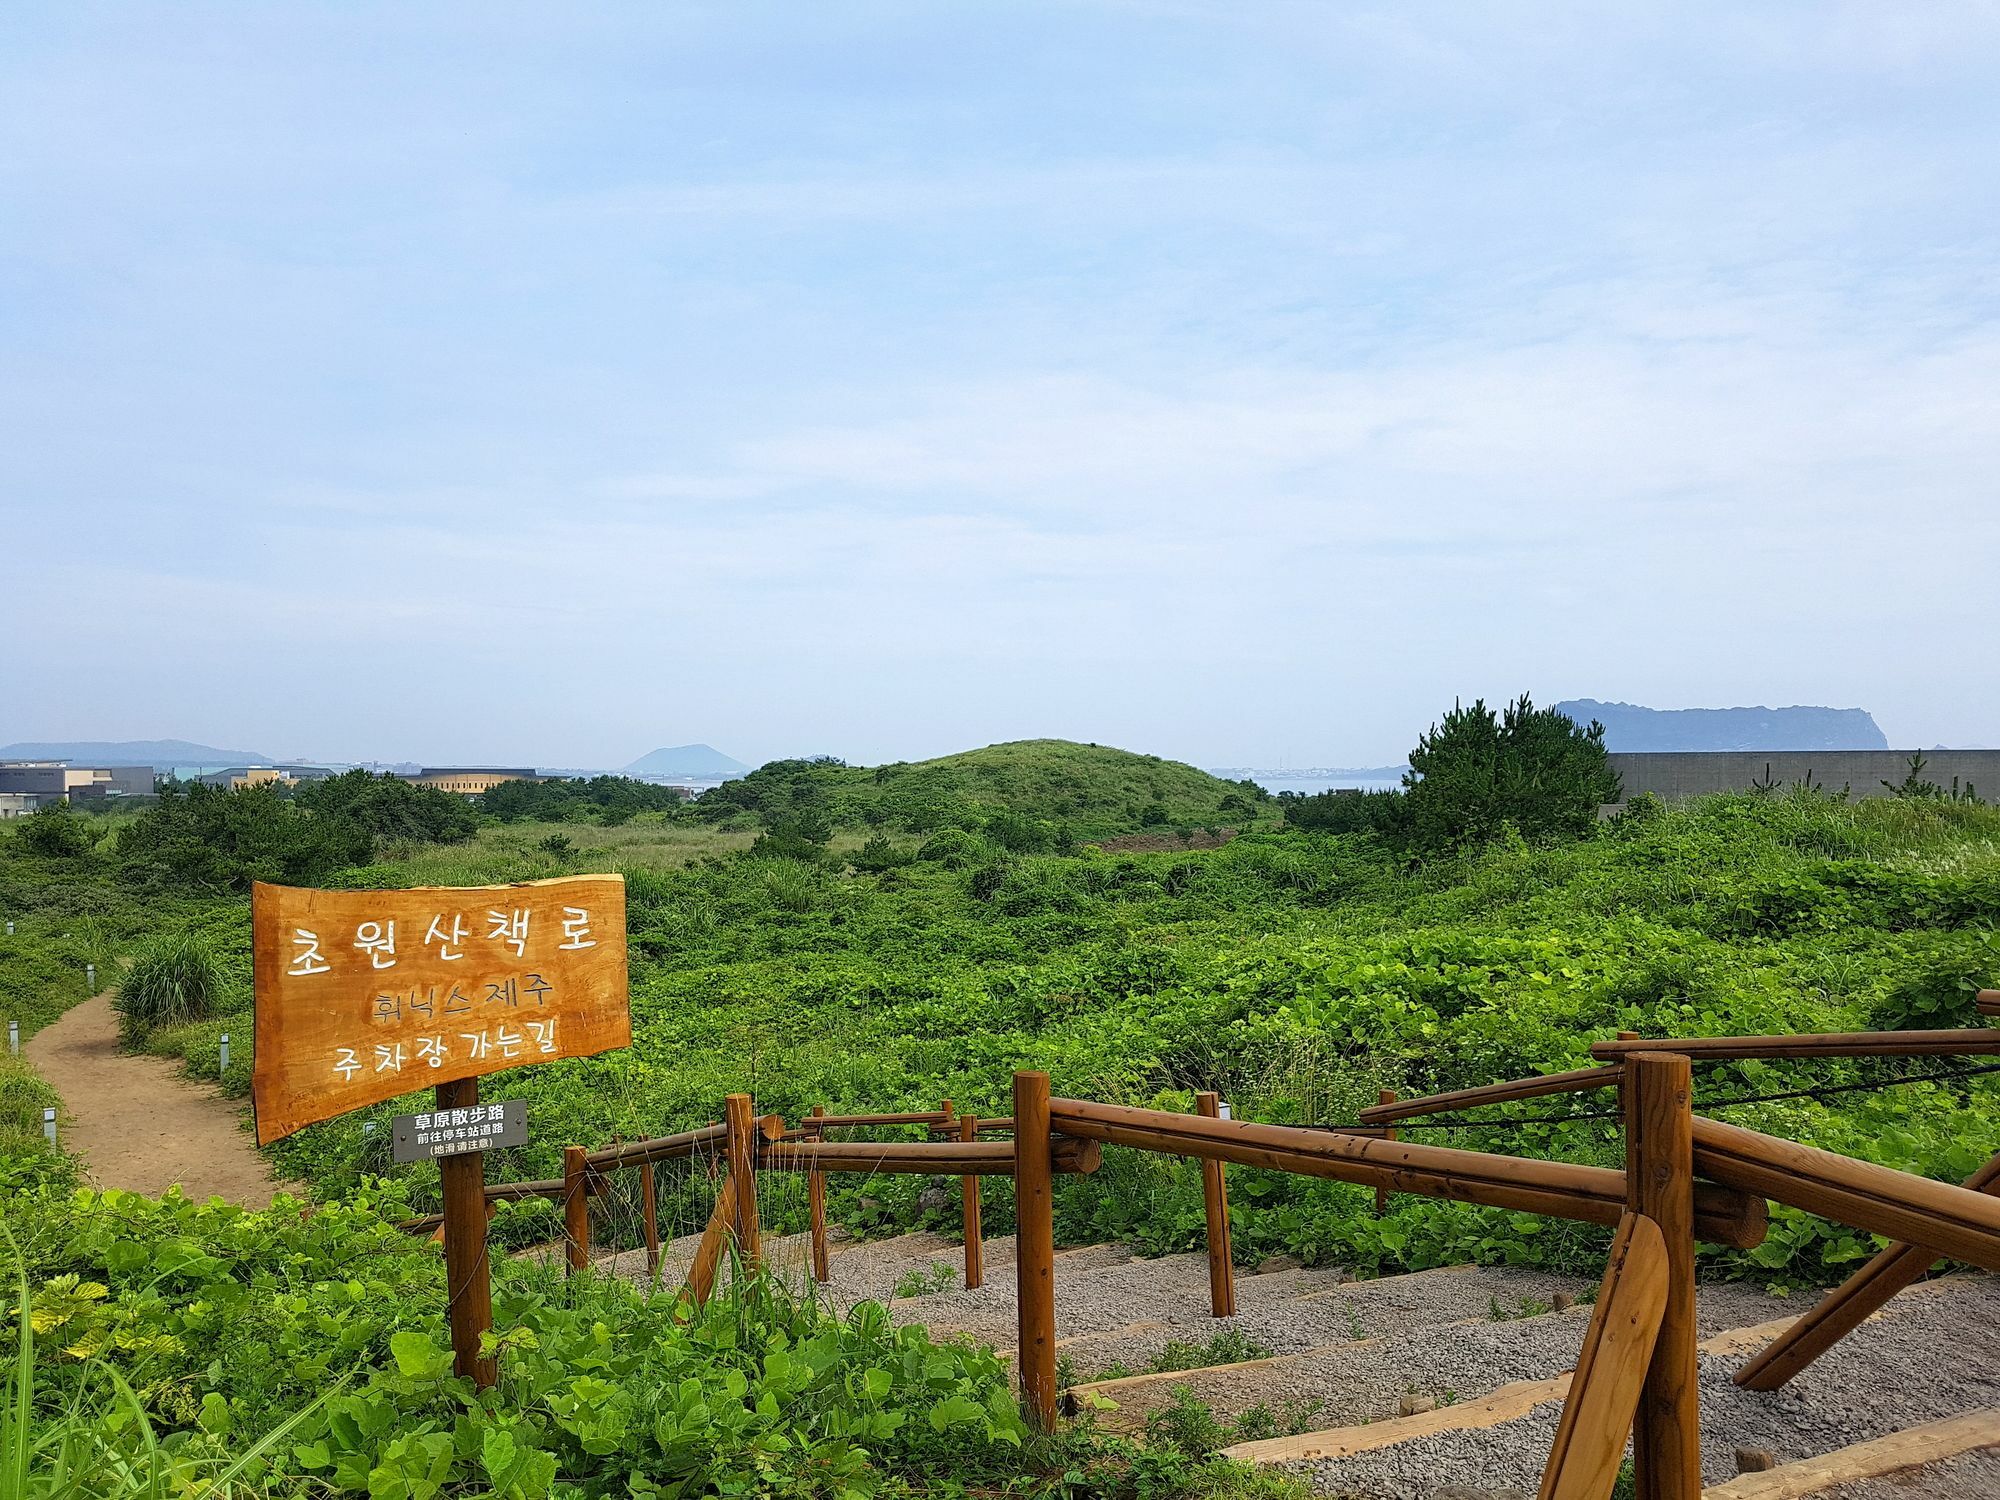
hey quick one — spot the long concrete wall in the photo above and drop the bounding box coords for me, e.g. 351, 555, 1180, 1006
1610, 750, 2000, 802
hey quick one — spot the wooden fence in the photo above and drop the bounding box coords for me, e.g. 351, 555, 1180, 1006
411, 1012, 2000, 1500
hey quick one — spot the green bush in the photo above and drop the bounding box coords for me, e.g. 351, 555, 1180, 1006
1404, 693, 1620, 849
113, 934, 226, 1043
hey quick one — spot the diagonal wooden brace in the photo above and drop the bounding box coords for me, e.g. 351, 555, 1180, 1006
1735, 1146, 2000, 1391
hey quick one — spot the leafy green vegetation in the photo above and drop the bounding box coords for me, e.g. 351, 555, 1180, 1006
112, 934, 226, 1044
4, 730, 1998, 1495
10, 1184, 1212, 1498
696, 742, 1271, 841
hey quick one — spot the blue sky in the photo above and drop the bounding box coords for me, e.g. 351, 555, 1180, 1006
4, 4, 1997, 769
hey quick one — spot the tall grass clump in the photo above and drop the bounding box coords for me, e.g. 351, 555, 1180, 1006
112, 935, 225, 1044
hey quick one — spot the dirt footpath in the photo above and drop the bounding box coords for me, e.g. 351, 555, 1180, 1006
26, 995, 301, 1208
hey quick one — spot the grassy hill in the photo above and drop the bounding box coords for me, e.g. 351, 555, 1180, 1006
700, 739, 1271, 838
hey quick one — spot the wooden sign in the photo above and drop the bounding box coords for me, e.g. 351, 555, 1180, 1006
251, 874, 629, 1144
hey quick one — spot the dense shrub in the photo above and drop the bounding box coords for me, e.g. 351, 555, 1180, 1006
294, 767, 478, 844
1403, 694, 1620, 849
14, 803, 95, 859
114, 932, 227, 1041
116, 782, 372, 891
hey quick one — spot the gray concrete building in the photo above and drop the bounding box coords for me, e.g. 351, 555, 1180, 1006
1609, 750, 1999, 803
0, 762, 154, 804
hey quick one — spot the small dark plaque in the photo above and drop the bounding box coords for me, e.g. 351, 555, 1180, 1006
392, 1099, 528, 1163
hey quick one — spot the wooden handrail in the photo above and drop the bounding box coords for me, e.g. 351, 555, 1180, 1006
1690, 1115, 2000, 1273
930, 1116, 1015, 1135
758, 1136, 1100, 1177
1591, 1029, 2000, 1061
1360, 1065, 1623, 1124
810, 1110, 954, 1129
1047, 1097, 1766, 1248
583, 1122, 729, 1170
1978, 990, 2000, 1017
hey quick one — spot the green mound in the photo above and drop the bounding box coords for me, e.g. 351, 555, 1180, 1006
706, 738, 1269, 837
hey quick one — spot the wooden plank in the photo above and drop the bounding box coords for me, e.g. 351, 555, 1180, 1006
1225, 1374, 1577, 1463
1700, 1409, 2000, 1500
1977, 990, 1999, 1017
1197, 1092, 1236, 1318
1049, 1097, 1765, 1248
1361, 1066, 1623, 1124
1628, 1053, 1701, 1500
1221, 1310, 1824, 1467
1692, 1116, 2000, 1273
1592, 1029, 2000, 1062
251, 875, 629, 1144
1539, 1213, 1669, 1500
1015, 1070, 1058, 1432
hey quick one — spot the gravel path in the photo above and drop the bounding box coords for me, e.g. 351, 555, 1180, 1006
1286, 1275, 2000, 1499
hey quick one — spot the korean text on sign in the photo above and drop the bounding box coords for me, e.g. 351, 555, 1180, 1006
251, 875, 629, 1144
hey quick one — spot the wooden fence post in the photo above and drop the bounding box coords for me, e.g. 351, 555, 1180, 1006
1375, 1089, 1397, 1215
563, 1144, 591, 1275
1625, 1052, 1699, 1500
1014, 1070, 1058, 1432
1196, 1091, 1237, 1318
807, 1105, 830, 1284
960, 1113, 984, 1290
726, 1093, 762, 1272
437, 1075, 495, 1387
641, 1159, 660, 1280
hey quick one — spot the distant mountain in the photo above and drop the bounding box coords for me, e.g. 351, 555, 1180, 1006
622, 744, 752, 779
1556, 700, 1889, 753
0, 738, 276, 766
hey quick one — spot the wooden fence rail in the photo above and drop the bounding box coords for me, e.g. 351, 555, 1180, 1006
396, 1016, 2000, 1499
1046, 1096, 1768, 1249
1360, 1065, 1623, 1124
757, 1135, 1101, 1177
1591, 1028, 2000, 1061
1690, 1115, 2000, 1273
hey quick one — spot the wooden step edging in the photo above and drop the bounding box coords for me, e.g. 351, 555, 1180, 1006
1218, 1311, 1811, 1465
1700, 1408, 2000, 1500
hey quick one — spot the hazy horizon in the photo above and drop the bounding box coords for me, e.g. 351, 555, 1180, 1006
7, 5, 1997, 768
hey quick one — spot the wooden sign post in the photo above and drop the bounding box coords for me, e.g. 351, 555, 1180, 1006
251, 874, 630, 1386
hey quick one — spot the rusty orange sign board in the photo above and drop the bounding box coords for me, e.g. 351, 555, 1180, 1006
251, 874, 629, 1145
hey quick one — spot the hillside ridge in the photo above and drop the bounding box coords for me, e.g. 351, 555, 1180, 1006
623, 743, 752, 778
0, 737, 276, 765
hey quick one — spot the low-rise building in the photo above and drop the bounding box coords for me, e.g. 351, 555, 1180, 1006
0, 761, 154, 804
404, 767, 541, 795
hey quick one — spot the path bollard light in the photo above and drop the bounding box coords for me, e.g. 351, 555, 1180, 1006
86, 963, 96, 991
5, 920, 13, 935
1218, 1100, 1232, 1120
43, 1108, 56, 1146
219, 1032, 231, 1073
7, 1020, 17, 1055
